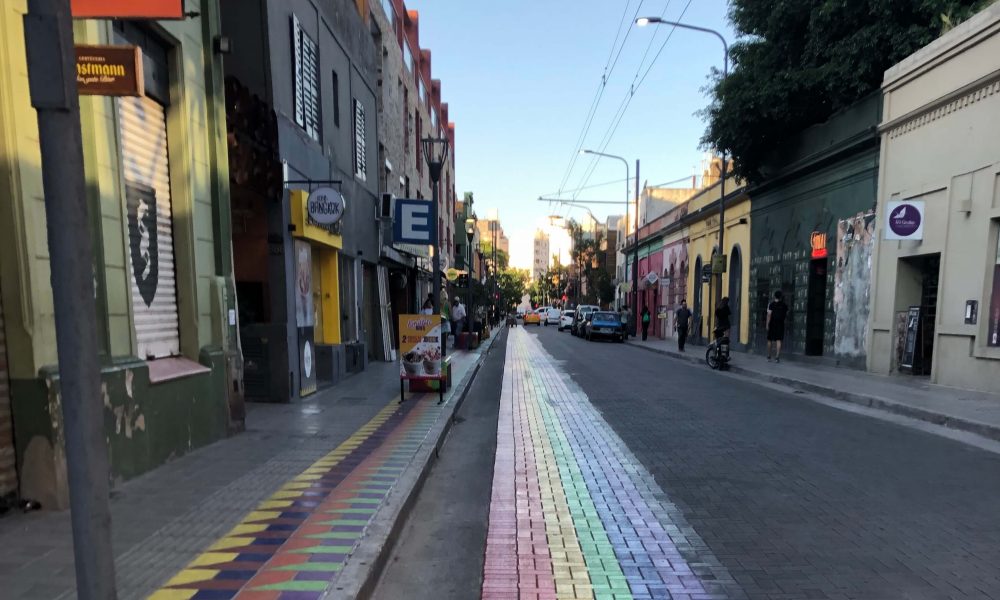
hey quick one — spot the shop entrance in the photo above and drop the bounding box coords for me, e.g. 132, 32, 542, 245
805, 258, 828, 355
0, 288, 18, 502
896, 254, 940, 376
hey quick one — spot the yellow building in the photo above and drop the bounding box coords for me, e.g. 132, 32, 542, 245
685, 178, 752, 345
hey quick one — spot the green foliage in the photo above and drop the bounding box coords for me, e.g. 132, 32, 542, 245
703, 0, 992, 182
566, 220, 613, 306
479, 242, 509, 271
497, 268, 530, 311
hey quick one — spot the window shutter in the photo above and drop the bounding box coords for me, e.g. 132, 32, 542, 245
354, 99, 367, 180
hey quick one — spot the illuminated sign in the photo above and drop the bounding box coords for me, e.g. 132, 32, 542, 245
75, 45, 143, 96
811, 231, 828, 259
71, 0, 184, 19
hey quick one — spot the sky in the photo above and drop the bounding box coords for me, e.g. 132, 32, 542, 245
410, 0, 736, 270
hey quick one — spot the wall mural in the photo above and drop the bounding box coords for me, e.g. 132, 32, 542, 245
833, 210, 876, 359
126, 183, 160, 307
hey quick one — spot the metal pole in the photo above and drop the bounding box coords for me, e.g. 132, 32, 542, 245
22, 1, 117, 598
716, 47, 730, 324
431, 178, 442, 355
632, 159, 640, 337
466, 236, 473, 335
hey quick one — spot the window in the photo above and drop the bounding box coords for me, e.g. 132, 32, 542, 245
431, 108, 437, 131
292, 16, 320, 142
403, 42, 414, 73
418, 79, 425, 105
380, 0, 394, 26
332, 70, 341, 128
353, 99, 367, 180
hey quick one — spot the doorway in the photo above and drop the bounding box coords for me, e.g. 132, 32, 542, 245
895, 254, 940, 376
805, 258, 827, 355
728, 247, 743, 345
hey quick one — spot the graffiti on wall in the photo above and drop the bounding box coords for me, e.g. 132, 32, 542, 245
833, 210, 876, 359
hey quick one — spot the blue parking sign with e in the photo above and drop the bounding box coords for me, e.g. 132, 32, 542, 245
393, 199, 435, 245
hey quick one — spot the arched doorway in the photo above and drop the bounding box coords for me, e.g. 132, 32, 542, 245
693, 255, 703, 338
729, 246, 743, 344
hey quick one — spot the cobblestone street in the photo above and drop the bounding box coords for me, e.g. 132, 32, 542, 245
521, 326, 1000, 600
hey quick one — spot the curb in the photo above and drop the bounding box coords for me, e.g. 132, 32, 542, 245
324, 328, 505, 600
627, 341, 1000, 443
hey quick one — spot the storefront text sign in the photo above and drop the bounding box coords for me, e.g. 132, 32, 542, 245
398, 315, 442, 378
884, 200, 925, 240
306, 187, 346, 226
71, 0, 184, 19
393, 198, 435, 245
810, 231, 828, 258
76, 45, 143, 96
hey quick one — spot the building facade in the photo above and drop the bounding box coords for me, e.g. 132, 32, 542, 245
220, 0, 385, 399
0, 3, 242, 508
867, 4, 1000, 393
533, 230, 550, 280
748, 94, 880, 366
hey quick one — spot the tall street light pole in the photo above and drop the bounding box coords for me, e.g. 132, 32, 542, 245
465, 216, 476, 335
22, 1, 117, 597
636, 15, 729, 341
581, 149, 638, 335
421, 137, 450, 346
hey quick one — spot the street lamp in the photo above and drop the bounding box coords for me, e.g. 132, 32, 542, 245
582, 149, 639, 333
421, 137, 450, 319
636, 15, 729, 341
465, 215, 477, 336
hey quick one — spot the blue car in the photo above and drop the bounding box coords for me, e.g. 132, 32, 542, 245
584, 311, 625, 343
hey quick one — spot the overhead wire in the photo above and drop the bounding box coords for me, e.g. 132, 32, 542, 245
554, 1, 643, 196
570, 0, 694, 200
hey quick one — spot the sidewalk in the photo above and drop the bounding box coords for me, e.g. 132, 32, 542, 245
0, 333, 499, 600
628, 337, 1000, 442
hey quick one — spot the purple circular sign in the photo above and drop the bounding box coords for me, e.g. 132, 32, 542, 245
889, 203, 921, 237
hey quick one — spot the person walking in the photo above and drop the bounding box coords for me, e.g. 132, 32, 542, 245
452, 298, 467, 339
641, 306, 651, 341
674, 300, 691, 352
766, 290, 788, 362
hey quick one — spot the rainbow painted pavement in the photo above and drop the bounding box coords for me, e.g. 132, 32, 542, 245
483, 329, 744, 600
149, 381, 454, 599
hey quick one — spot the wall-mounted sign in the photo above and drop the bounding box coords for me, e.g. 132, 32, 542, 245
71, 0, 184, 19
701, 264, 712, 283
76, 45, 143, 96
810, 231, 828, 259
644, 272, 659, 287
885, 200, 925, 241
711, 253, 727, 274
393, 198, 435, 245
306, 187, 346, 226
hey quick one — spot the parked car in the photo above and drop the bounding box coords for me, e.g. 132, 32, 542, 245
584, 311, 626, 342
544, 307, 562, 326
558, 310, 576, 331
571, 305, 601, 336
523, 310, 542, 325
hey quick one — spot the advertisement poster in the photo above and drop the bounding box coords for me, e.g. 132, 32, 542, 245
294, 240, 314, 327
398, 314, 443, 378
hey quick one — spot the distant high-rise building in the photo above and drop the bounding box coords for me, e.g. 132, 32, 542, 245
532, 230, 550, 280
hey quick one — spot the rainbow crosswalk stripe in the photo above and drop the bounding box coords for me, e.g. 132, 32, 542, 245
151, 394, 442, 600
483, 330, 735, 600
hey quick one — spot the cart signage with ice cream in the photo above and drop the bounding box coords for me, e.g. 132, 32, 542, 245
398, 314, 451, 402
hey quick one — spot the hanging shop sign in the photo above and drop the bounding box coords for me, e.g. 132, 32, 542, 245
306, 187, 346, 226
71, 0, 184, 19
75, 45, 143, 96
644, 272, 659, 287
711, 253, 727, 274
701, 264, 712, 283
884, 200, 925, 241
398, 314, 443, 379
445, 268, 460, 282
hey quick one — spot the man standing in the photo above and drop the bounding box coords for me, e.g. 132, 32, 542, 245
452, 298, 466, 337
674, 300, 691, 352
766, 290, 789, 363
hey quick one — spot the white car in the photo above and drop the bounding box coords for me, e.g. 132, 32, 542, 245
559, 310, 576, 331
544, 307, 561, 326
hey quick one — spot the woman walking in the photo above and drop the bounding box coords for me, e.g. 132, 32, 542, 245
641, 306, 651, 341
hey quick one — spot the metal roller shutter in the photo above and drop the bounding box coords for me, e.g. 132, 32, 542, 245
118, 95, 181, 359
0, 289, 17, 497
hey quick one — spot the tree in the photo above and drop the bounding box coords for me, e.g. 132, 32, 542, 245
479, 242, 509, 272
702, 0, 993, 183
566, 219, 612, 306
497, 268, 529, 312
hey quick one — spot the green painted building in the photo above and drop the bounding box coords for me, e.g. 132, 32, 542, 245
0, 2, 243, 509
748, 94, 881, 367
